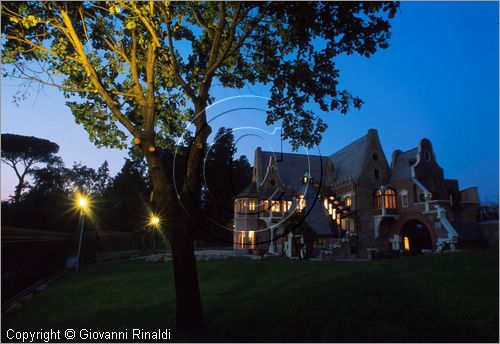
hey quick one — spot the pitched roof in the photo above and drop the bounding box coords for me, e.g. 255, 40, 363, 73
236, 181, 259, 198
328, 134, 369, 182
259, 151, 331, 188
390, 148, 418, 182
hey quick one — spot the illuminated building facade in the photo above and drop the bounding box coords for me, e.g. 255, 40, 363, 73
233, 129, 483, 258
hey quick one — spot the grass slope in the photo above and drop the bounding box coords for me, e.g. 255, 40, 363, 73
2, 251, 498, 342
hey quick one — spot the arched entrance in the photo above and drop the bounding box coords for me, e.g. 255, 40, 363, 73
400, 219, 432, 254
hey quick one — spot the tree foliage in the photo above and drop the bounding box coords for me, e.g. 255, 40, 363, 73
2, 1, 398, 149
1, 133, 60, 203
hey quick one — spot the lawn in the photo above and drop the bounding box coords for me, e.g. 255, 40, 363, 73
2, 250, 498, 342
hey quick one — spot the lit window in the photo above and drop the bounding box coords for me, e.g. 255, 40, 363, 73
284, 201, 292, 212
384, 188, 397, 209
248, 231, 255, 249
404, 236, 410, 251
332, 208, 336, 220
239, 232, 246, 248
324, 198, 329, 210
298, 195, 306, 211
374, 190, 382, 209
271, 201, 280, 213
249, 200, 256, 211
344, 196, 352, 207
328, 203, 333, 215
239, 200, 246, 211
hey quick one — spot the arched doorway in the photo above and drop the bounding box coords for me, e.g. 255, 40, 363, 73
400, 220, 432, 254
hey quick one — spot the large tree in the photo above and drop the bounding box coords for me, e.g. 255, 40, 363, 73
1, 1, 399, 330
1, 133, 60, 203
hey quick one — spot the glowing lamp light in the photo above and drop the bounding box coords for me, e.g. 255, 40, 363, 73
79, 198, 87, 208
149, 214, 161, 229
150, 216, 160, 225
75, 193, 90, 213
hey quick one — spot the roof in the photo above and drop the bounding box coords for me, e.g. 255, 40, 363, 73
390, 148, 418, 182
259, 151, 332, 188
236, 181, 259, 198
328, 134, 369, 182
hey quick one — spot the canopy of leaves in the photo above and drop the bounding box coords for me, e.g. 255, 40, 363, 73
2, 1, 399, 150
1, 133, 59, 162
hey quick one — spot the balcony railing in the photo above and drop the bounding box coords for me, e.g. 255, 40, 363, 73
372, 207, 399, 216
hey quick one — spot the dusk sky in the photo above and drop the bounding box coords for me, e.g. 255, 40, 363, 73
1, 2, 498, 203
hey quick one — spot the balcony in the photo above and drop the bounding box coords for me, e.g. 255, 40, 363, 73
372, 207, 399, 217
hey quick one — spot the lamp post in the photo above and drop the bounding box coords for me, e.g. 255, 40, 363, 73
75, 195, 88, 273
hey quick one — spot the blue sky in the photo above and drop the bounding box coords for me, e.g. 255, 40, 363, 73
1, 2, 498, 202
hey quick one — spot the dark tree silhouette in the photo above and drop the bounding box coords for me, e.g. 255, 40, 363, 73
1, 133, 60, 203
203, 127, 252, 245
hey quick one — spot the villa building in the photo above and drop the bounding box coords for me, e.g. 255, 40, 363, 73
233, 129, 485, 259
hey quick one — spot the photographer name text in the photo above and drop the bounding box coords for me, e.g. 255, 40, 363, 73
6, 328, 171, 342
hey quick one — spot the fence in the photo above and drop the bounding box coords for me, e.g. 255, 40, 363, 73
1, 227, 72, 304
1, 227, 146, 307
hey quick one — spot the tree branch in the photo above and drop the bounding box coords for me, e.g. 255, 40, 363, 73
144, 42, 156, 135
4, 35, 81, 63
163, 10, 197, 101
58, 7, 141, 138
205, 2, 227, 77
129, 29, 146, 107
190, 4, 207, 28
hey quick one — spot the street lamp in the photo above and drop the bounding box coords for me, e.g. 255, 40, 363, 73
150, 215, 160, 227
149, 214, 161, 250
75, 194, 89, 272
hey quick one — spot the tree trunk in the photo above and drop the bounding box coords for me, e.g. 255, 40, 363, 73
14, 182, 22, 204
144, 149, 203, 331
169, 217, 203, 330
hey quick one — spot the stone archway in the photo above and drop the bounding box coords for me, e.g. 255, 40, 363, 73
400, 220, 432, 254
391, 211, 437, 250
